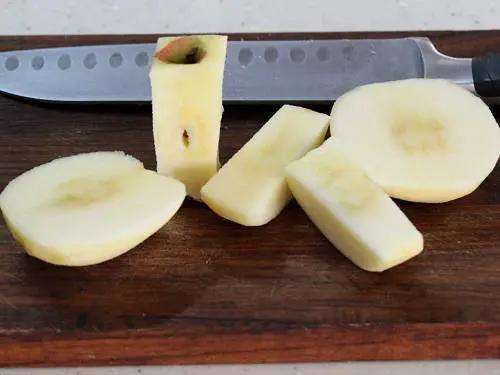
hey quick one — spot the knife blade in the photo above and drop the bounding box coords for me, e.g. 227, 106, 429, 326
0, 37, 483, 104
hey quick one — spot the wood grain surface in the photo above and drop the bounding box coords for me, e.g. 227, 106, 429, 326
0, 31, 500, 367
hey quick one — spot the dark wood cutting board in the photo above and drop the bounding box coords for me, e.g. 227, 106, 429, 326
1, 31, 500, 368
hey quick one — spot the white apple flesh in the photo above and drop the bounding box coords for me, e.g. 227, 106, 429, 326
286, 139, 424, 272
201, 105, 330, 226
330, 79, 500, 203
150, 35, 228, 201
0, 152, 186, 266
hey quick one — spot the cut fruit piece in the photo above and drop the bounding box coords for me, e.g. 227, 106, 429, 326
150, 34, 228, 201
330, 78, 500, 203
201, 104, 330, 226
0, 151, 186, 267
286, 139, 424, 272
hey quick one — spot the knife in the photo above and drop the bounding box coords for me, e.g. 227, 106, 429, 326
0, 37, 498, 104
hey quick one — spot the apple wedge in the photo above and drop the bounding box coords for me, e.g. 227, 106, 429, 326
330, 78, 500, 203
150, 35, 228, 201
0, 151, 186, 266
286, 139, 424, 272
201, 105, 330, 226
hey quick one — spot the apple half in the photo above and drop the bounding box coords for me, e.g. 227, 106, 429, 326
0, 151, 186, 266
330, 79, 500, 203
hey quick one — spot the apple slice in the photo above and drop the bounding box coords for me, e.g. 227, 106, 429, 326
330, 78, 500, 203
286, 139, 424, 272
0, 151, 186, 266
150, 35, 228, 201
201, 104, 330, 226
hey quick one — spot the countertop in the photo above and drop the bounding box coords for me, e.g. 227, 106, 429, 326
1, 0, 499, 34
0, 0, 499, 373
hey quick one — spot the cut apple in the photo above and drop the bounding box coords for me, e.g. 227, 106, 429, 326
0, 151, 186, 266
330, 78, 500, 203
150, 34, 228, 201
201, 104, 330, 226
286, 139, 424, 272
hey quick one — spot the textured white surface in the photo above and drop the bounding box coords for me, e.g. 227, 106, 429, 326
0, 0, 499, 35
3, 362, 500, 375
1, 0, 499, 374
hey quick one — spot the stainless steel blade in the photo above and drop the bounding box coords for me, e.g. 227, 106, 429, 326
0, 37, 473, 104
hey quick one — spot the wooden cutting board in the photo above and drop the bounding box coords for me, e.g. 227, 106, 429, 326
0, 31, 500, 368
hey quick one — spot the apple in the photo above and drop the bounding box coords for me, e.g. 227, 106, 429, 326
150, 35, 228, 200
0, 152, 186, 266
286, 139, 424, 272
201, 104, 329, 226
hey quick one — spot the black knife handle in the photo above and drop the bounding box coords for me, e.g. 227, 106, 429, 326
472, 54, 500, 97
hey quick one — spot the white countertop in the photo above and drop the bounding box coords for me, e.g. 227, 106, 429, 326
1, 0, 499, 34
0, 0, 499, 374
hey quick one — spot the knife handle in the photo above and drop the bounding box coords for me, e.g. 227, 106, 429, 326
472, 54, 500, 97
